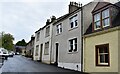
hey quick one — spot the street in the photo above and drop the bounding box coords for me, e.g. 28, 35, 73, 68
1, 55, 77, 72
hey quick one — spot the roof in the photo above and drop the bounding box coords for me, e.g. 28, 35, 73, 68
26, 37, 35, 45
35, 7, 81, 33
115, 1, 120, 7
85, 1, 120, 35
53, 7, 81, 25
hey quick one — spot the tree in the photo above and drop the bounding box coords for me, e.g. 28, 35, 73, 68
1, 32, 14, 51
16, 39, 26, 46
0, 32, 2, 47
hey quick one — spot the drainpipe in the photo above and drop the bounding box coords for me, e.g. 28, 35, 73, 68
81, 3, 83, 72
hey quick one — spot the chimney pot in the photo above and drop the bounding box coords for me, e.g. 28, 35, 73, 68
69, 2, 80, 13
46, 19, 50, 25
51, 16, 56, 22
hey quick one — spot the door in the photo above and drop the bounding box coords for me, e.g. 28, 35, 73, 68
40, 44, 43, 62
55, 43, 59, 65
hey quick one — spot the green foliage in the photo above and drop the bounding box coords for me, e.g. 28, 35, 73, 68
1, 32, 14, 51
16, 39, 26, 46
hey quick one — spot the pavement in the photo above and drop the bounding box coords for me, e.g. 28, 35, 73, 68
1, 55, 80, 72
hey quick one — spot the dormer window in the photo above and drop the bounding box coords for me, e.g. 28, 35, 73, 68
102, 9, 110, 27
93, 8, 110, 30
94, 13, 101, 30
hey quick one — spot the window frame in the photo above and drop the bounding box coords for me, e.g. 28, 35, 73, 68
45, 26, 50, 37
68, 38, 78, 53
69, 14, 78, 29
44, 42, 49, 55
93, 8, 111, 31
102, 9, 110, 28
94, 12, 101, 30
95, 43, 110, 66
36, 32, 40, 42
35, 45, 39, 56
56, 23, 62, 35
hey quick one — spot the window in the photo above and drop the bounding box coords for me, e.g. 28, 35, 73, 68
44, 42, 49, 55
93, 9, 110, 30
45, 26, 50, 37
102, 9, 110, 27
94, 13, 101, 30
56, 23, 62, 34
70, 15, 78, 28
69, 38, 77, 52
35, 45, 39, 56
96, 44, 110, 66
36, 32, 40, 41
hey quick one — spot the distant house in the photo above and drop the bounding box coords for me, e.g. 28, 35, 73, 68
15, 45, 26, 55
51, 1, 97, 71
26, 35, 35, 58
84, 1, 120, 73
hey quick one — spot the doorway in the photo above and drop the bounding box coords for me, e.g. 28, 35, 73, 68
55, 43, 59, 65
40, 44, 43, 62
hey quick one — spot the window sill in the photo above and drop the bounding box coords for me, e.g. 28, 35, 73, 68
69, 26, 78, 31
96, 63, 109, 67
103, 25, 110, 28
45, 35, 50, 38
56, 33, 62, 36
44, 54, 49, 55
68, 51, 78, 54
94, 28, 101, 30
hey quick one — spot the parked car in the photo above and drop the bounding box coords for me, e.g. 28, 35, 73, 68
9, 51, 14, 57
0, 48, 9, 60
15, 52, 20, 55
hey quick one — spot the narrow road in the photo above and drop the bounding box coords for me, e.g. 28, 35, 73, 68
1, 55, 76, 72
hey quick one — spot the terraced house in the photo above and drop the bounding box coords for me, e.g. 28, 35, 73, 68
51, 1, 97, 71
26, 35, 35, 58
84, 1, 120, 73
33, 0, 120, 73
33, 16, 56, 64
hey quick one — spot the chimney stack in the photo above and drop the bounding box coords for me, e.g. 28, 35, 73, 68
31, 35, 34, 40
46, 19, 50, 25
51, 16, 56, 22
69, 2, 81, 13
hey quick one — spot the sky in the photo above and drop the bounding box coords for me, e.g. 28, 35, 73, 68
0, 0, 95, 44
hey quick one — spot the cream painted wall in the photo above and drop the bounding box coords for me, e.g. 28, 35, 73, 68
118, 29, 120, 74
84, 29, 119, 72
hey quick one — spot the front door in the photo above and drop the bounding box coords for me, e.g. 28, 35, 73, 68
55, 43, 59, 65
40, 44, 43, 62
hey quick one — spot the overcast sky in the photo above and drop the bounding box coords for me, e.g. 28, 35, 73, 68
0, 0, 97, 44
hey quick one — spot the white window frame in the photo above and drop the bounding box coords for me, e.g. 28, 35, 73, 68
70, 15, 78, 29
35, 45, 39, 56
96, 44, 110, 66
102, 9, 110, 28
36, 32, 40, 41
44, 42, 49, 55
68, 38, 77, 53
45, 26, 50, 37
94, 13, 101, 30
56, 23, 62, 35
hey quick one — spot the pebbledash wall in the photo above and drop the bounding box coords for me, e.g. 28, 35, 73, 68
51, 2, 97, 71
51, 10, 82, 71
38, 22, 53, 64
33, 20, 54, 64
33, 30, 40, 61
84, 27, 120, 73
